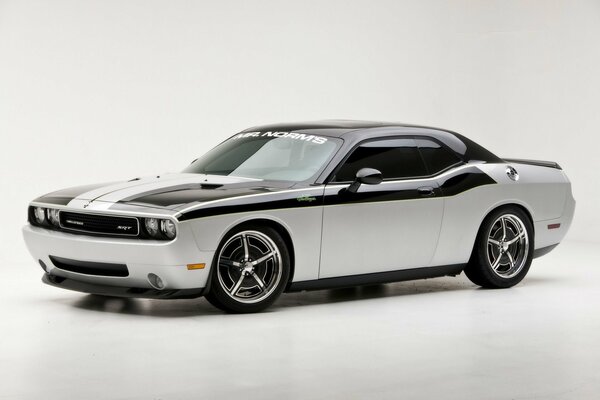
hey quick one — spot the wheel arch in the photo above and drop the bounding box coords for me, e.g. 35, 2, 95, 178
217, 217, 296, 289
470, 201, 535, 260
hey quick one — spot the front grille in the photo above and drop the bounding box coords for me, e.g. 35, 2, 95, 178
59, 211, 139, 237
49, 255, 129, 277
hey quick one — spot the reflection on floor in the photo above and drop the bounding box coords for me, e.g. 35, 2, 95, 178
1, 241, 599, 399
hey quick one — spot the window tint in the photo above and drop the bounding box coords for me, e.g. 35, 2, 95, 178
415, 138, 462, 174
334, 138, 427, 181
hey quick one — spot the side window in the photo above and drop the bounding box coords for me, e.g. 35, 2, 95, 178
334, 138, 427, 182
416, 138, 462, 174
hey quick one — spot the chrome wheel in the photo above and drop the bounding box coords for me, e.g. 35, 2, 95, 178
217, 230, 283, 304
486, 214, 530, 279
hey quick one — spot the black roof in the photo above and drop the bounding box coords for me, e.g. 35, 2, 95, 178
242, 119, 448, 138
241, 120, 501, 163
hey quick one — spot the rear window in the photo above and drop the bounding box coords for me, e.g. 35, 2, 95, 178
416, 138, 462, 174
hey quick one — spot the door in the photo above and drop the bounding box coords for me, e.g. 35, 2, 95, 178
319, 137, 445, 278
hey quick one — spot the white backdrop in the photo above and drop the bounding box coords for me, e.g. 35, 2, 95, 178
1, 0, 599, 266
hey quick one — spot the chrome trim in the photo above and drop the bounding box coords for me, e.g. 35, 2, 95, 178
506, 166, 519, 181
217, 230, 283, 304
486, 214, 529, 279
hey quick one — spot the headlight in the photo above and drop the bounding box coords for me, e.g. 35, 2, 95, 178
47, 209, 60, 226
34, 207, 46, 224
161, 219, 177, 239
144, 218, 160, 237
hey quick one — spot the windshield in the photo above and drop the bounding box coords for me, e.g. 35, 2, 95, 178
183, 132, 341, 182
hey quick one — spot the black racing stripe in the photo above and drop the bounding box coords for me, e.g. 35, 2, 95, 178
177, 167, 497, 221
33, 182, 119, 206
119, 180, 295, 209
177, 192, 323, 222
323, 167, 493, 206
323, 185, 442, 205
125, 187, 276, 208
438, 171, 496, 196
31, 196, 74, 206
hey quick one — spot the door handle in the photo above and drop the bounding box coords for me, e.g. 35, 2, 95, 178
417, 186, 435, 196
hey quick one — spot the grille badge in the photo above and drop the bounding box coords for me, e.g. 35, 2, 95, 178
59, 212, 139, 236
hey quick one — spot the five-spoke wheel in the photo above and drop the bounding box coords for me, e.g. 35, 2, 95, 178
206, 226, 290, 313
486, 214, 529, 279
465, 206, 534, 288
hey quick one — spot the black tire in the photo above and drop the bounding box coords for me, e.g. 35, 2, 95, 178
465, 206, 534, 289
205, 225, 290, 313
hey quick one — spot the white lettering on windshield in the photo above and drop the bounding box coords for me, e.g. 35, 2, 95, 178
232, 131, 328, 145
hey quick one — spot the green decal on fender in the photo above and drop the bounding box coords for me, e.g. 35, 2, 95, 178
297, 195, 317, 203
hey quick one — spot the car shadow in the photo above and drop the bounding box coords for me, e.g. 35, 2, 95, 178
66, 294, 220, 317
275, 276, 474, 309
59, 275, 471, 317
57, 274, 555, 317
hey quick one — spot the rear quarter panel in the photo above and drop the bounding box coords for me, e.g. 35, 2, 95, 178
431, 162, 574, 266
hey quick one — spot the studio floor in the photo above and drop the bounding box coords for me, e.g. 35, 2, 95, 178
1, 241, 599, 399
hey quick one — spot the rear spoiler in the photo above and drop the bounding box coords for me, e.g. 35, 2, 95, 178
503, 158, 562, 170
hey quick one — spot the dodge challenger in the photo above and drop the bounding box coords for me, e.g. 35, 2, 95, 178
23, 120, 575, 313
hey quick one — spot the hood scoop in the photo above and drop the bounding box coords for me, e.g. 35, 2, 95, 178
200, 183, 223, 190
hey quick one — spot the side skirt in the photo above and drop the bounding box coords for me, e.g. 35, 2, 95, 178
287, 264, 465, 292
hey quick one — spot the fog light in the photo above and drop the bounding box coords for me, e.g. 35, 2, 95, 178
34, 207, 46, 224
48, 209, 60, 226
147, 273, 165, 290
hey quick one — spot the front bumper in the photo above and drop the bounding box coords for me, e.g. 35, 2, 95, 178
42, 273, 205, 299
23, 224, 214, 294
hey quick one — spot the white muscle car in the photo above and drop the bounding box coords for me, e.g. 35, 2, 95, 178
23, 121, 575, 313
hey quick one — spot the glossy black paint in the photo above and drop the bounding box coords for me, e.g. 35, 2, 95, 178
322, 165, 494, 208
225, 122, 503, 191
438, 170, 496, 196
124, 181, 293, 209
504, 158, 562, 170
30, 121, 503, 224
59, 211, 140, 237
347, 168, 383, 193
32, 182, 117, 206
177, 188, 322, 221
356, 168, 384, 185
176, 166, 496, 220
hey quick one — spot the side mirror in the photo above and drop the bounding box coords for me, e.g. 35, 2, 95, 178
347, 168, 383, 193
